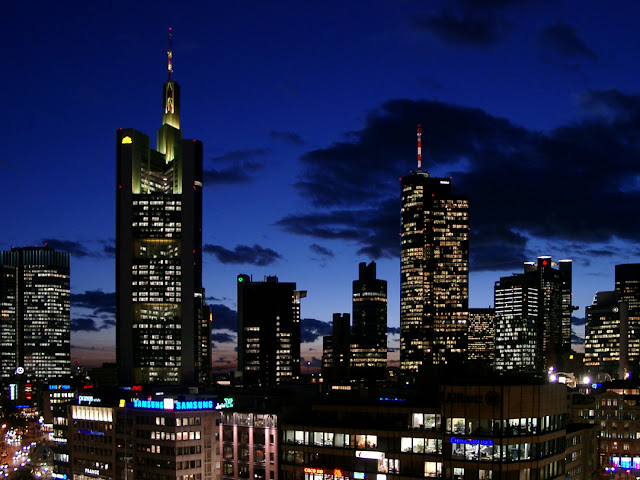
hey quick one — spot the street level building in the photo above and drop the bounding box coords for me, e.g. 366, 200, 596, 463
400, 125, 469, 378
0, 246, 70, 383
116, 31, 210, 386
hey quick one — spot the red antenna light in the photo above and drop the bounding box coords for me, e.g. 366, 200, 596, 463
417, 124, 422, 170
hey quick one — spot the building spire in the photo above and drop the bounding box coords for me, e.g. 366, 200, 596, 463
417, 124, 422, 170
167, 27, 173, 81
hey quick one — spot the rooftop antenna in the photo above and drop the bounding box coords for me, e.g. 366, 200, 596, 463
167, 27, 173, 81
417, 124, 422, 170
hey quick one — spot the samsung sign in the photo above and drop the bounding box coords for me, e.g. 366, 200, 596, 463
132, 398, 221, 411
450, 437, 493, 446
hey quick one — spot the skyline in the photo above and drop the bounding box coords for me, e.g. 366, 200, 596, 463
4, 1, 640, 369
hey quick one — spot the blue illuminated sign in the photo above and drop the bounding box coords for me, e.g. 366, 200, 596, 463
133, 399, 166, 410
450, 437, 493, 446
48, 385, 71, 391
353, 473, 365, 479
175, 400, 214, 411
15, 405, 29, 409
78, 429, 105, 436
378, 397, 406, 402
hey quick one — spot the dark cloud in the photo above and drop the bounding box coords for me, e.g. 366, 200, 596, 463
71, 290, 116, 315
412, 12, 508, 47
212, 332, 235, 345
572, 316, 586, 326
575, 90, 640, 124
210, 304, 237, 332
276, 93, 640, 271
388, 347, 399, 353
571, 333, 584, 345
269, 130, 306, 146
387, 327, 401, 336
309, 244, 334, 258
301, 356, 322, 368
301, 318, 332, 344
71, 317, 107, 332
538, 23, 598, 63
40, 239, 93, 258
204, 244, 282, 266
203, 148, 269, 185
411, 0, 542, 47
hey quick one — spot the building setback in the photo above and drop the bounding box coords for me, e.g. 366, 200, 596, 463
615, 264, 640, 372
400, 125, 469, 377
116, 31, 210, 386
237, 275, 306, 386
0, 246, 70, 383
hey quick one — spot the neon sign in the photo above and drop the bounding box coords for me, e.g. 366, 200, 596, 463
450, 437, 493, 446
304, 468, 324, 474
78, 429, 105, 436
49, 385, 71, 390
175, 400, 214, 411
215, 398, 234, 410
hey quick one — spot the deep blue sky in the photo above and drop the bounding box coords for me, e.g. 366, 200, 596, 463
4, 1, 640, 368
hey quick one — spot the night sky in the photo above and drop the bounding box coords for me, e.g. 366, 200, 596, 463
4, 1, 640, 370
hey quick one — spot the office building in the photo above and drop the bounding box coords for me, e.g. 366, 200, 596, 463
494, 256, 573, 375
584, 292, 628, 379
615, 264, 640, 370
0, 246, 70, 383
400, 125, 469, 376
467, 308, 495, 369
350, 262, 387, 380
116, 31, 211, 386
322, 313, 351, 383
237, 275, 306, 386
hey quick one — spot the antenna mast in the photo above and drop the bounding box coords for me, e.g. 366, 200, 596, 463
167, 27, 173, 81
417, 124, 422, 170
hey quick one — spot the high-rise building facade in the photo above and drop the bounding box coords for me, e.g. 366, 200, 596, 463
615, 264, 640, 370
116, 32, 210, 386
350, 262, 387, 380
467, 307, 495, 367
0, 246, 70, 382
400, 126, 469, 376
494, 256, 572, 375
237, 275, 306, 386
584, 291, 628, 379
322, 313, 351, 383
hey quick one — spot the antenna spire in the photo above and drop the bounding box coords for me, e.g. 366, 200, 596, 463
167, 27, 173, 81
417, 124, 422, 170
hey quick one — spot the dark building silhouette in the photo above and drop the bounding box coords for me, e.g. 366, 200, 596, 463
0, 246, 70, 383
116, 31, 210, 386
616, 264, 640, 372
237, 275, 306, 386
322, 313, 351, 383
584, 291, 628, 379
494, 256, 573, 375
400, 125, 469, 377
350, 262, 387, 380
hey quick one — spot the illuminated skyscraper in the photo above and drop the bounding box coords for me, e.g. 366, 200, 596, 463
116, 31, 210, 386
615, 264, 640, 370
0, 247, 70, 383
350, 262, 387, 380
494, 256, 572, 374
467, 307, 495, 367
237, 275, 306, 386
400, 126, 469, 377
584, 291, 628, 379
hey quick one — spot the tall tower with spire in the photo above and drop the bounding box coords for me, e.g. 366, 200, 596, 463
116, 30, 210, 386
400, 125, 469, 380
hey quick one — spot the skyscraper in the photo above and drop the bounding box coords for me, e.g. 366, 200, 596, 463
0, 246, 70, 383
237, 275, 306, 386
584, 291, 628, 379
494, 256, 573, 375
322, 313, 351, 383
467, 307, 495, 368
351, 262, 387, 380
116, 31, 210, 386
615, 264, 640, 370
400, 125, 469, 377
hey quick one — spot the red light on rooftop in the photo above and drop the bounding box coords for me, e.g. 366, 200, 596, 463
542, 260, 548, 265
